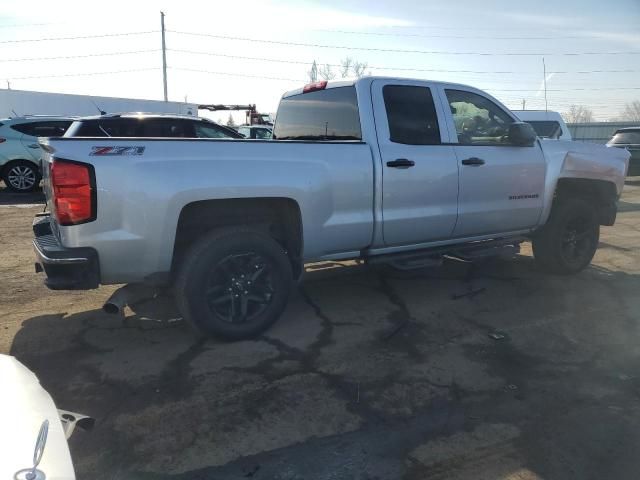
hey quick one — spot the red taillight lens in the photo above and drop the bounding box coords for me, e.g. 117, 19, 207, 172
50, 159, 94, 225
303, 80, 328, 93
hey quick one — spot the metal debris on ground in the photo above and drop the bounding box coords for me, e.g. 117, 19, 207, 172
506, 384, 518, 391
488, 331, 507, 340
381, 319, 409, 341
244, 465, 261, 477
452, 287, 486, 300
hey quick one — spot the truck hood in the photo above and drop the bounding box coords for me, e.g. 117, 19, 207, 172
0, 354, 75, 480
540, 140, 630, 195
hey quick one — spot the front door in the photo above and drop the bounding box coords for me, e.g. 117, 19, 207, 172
372, 79, 459, 246
437, 87, 546, 238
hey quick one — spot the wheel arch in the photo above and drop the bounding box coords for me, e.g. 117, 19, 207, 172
553, 177, 618, 226
172, 197, 304, 279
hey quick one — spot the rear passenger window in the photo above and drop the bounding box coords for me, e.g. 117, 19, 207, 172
11, 121, 71, 137
383, 85, 441, 145
194, 123, 232, 138
144, 119, 195, 137
74, 119, 141, 137
11, 123, 36, 135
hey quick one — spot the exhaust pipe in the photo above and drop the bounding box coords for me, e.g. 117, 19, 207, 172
103, 284, 158, 315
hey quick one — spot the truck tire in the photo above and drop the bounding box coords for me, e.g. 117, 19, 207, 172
174, 227, 293, 340
532, 197, 600, 275
2, 160, 41, 192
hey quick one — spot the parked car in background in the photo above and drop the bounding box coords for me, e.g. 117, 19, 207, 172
0, 116, 74, 192
1, 353, 92, 480
607, 127, 640, 176
64, 113, 244, 139
512, 110, 572, 140
237, 125, 273, 139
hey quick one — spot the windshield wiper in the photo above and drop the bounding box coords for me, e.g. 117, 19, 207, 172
98, 125, 112, 137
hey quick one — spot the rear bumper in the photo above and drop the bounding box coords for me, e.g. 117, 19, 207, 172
33, 214, 100, 290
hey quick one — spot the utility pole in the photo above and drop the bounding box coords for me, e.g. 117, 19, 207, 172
161, 11, 168, 101
542, 57, 548, 112
522, 99, 526, 110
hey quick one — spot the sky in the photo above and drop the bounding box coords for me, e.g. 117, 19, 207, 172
1, 0, 639, 122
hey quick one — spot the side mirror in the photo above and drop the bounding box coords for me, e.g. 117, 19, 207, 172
508, 122, 537, 146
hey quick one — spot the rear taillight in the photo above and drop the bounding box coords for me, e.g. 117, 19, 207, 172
50, 159, 95, 226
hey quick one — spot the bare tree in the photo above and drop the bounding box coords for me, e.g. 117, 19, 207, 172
226, 114, 236, 127
340, 57, 353, 78
308, 60, 318, 82
308, 58, 369, 81
621, 101, 640, 122
318, 64, 336, 80
351, 60, 369, 78
563, 105, 594, 123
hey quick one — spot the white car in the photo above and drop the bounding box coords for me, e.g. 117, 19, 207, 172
512, 110, 572, 140
0, 116, 74, 192
0, 354, 92, 480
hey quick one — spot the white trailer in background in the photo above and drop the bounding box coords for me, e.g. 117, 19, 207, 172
0, 89, 198, 118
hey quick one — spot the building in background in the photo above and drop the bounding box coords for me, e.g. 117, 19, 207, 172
0, 89, 197, 118
568, 122, 639, 144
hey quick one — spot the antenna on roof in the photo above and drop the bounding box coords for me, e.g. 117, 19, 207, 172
11, 109, 19, 117
90, 100, 107, 115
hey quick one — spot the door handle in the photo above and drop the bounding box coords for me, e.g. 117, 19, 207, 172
28, 144, 40, 149
386, 158, 415, 168
461, 157, 485, 166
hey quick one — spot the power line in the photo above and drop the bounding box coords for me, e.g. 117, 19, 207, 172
0, 49, 159, 63
170, 48, 640, 76
169, 66, 300, 82
313, 29, 589, 40
171, 66, 638, 94
169, 30, 640, 56
488, 87, 640, 92
9, 67, 160, 80
0, 22, 60, 29
0, 30, 157, 44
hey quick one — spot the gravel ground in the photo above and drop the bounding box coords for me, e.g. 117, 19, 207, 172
2, 181, 640, 480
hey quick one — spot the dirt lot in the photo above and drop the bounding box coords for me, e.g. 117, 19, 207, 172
2, 182, 640, 480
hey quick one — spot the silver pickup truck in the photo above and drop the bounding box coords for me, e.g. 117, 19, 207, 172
34, 77, 630, 339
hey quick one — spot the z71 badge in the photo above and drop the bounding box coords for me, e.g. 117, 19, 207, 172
90, 146, 145, 156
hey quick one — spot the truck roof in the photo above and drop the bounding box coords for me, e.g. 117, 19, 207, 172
281, 76, 478, 98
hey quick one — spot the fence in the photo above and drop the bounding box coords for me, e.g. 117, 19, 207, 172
567, 122, 639, 144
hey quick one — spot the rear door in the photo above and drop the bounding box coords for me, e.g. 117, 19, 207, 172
371, 79, 459, 246
437, 87, 546, 238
